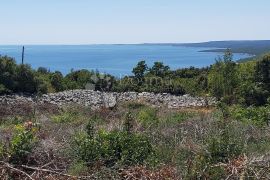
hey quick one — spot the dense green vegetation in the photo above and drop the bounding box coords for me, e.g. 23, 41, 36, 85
0, 55, 115, 95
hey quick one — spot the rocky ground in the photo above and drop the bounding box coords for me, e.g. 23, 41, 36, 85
0, 90, 216, 109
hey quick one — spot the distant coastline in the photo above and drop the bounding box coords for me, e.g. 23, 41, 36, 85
142, 40, 270, 62
198, 48, 255, 56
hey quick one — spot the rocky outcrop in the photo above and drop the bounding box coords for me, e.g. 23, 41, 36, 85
0, 90, 216, 109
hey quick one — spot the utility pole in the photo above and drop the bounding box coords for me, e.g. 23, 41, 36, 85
22, 46, 25, 64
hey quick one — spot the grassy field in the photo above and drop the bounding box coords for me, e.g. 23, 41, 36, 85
1, 101, 270, 179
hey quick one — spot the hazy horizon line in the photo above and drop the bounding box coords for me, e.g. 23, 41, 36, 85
1, 39, 270, 46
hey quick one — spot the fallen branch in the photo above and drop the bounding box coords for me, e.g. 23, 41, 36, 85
21, 164, 95, 179
21, 164, 77, 178
0, 161, 34, 180
0, 161, 96, 179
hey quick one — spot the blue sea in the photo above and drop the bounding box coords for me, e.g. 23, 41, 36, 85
0, 45, 251, 77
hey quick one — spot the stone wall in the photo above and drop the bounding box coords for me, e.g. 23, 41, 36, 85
0, 90, 216, 109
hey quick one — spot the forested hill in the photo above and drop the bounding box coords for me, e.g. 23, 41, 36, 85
180, 40, 270, 56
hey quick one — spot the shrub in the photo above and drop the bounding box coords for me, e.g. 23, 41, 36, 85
0, 56, 17, 94
52, 111, 79, 123
184, 152, 226, 179
14, 64, 39, 94
137, 107, 158, 127
161, 111, 196, 124
185, 121, 246, 179
123, 112, 134, 133
230, 105, 270, 126
205, 110, 246, 164
255, 55, 270, 93
50, 71, 64, 92
247, 137, 270, 155
73, 132, 101, 164
0, 116, 24, 128
68, 161, 88, 176
0, 143, 4, 160
0, 84, 10, 94
206, 129, 244, 164
238, 82, 268, 106
35, 76, 50, 95
9, 124, 38, 164
126, 102, 146, 109
114, 132, 152, 166
73, 121, 153, 167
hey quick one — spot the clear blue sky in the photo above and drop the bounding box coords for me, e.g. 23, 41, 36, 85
1, 0, 270, 44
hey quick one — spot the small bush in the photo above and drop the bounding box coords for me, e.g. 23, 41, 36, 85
73, 132, 101, 164
0, 84, 10, 94
230, 105, 270, 126
185, 153, 226, 179
0, 116, 25, 128
184, 123, 245, 179
118, 132, 153, 166
123, 111, 135, 133
0, 143, 4, 160
68, 161, 88, 176
206, 130, 244, 164
137, 107, 158, 127
247, 137, 270, 155
52, 111, 79, 123
126, 102, 146, 109
73, 121, 153, 167
161, 111, 196, 124
9, 124, 38, 164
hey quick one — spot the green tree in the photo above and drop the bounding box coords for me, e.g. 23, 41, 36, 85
132, 61, 148, 85
255, 55, 270, 91
64, 69, 93, 89
50, 71, 64, 92
223, 50, 238, 97
132, 61, 148, 78
250, 55, 270, 105
14, 64, 38, 94
0, 56, 17, 93
149, 62, 170, 77
37, 67, 50, 74
236, 61, 267, 106
94, 73, 115, 91
208, 50, 238, 103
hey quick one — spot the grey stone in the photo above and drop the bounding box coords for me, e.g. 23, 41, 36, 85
0, 90, 216, 109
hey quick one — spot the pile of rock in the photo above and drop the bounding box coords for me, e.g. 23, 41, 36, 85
119, 92, 215, 108
0, 94, 34, 105
0, 90, 216, 109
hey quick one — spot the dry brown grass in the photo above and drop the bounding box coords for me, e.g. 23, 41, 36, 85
1, 102, 270, 179
120, 165, 178, 180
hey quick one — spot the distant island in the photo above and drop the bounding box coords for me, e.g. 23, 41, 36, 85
180, 40, 270, 55
144, 40, 270, 61
141, 40, 270, 62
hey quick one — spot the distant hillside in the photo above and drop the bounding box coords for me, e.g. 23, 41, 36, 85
180, 40, 270, 56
